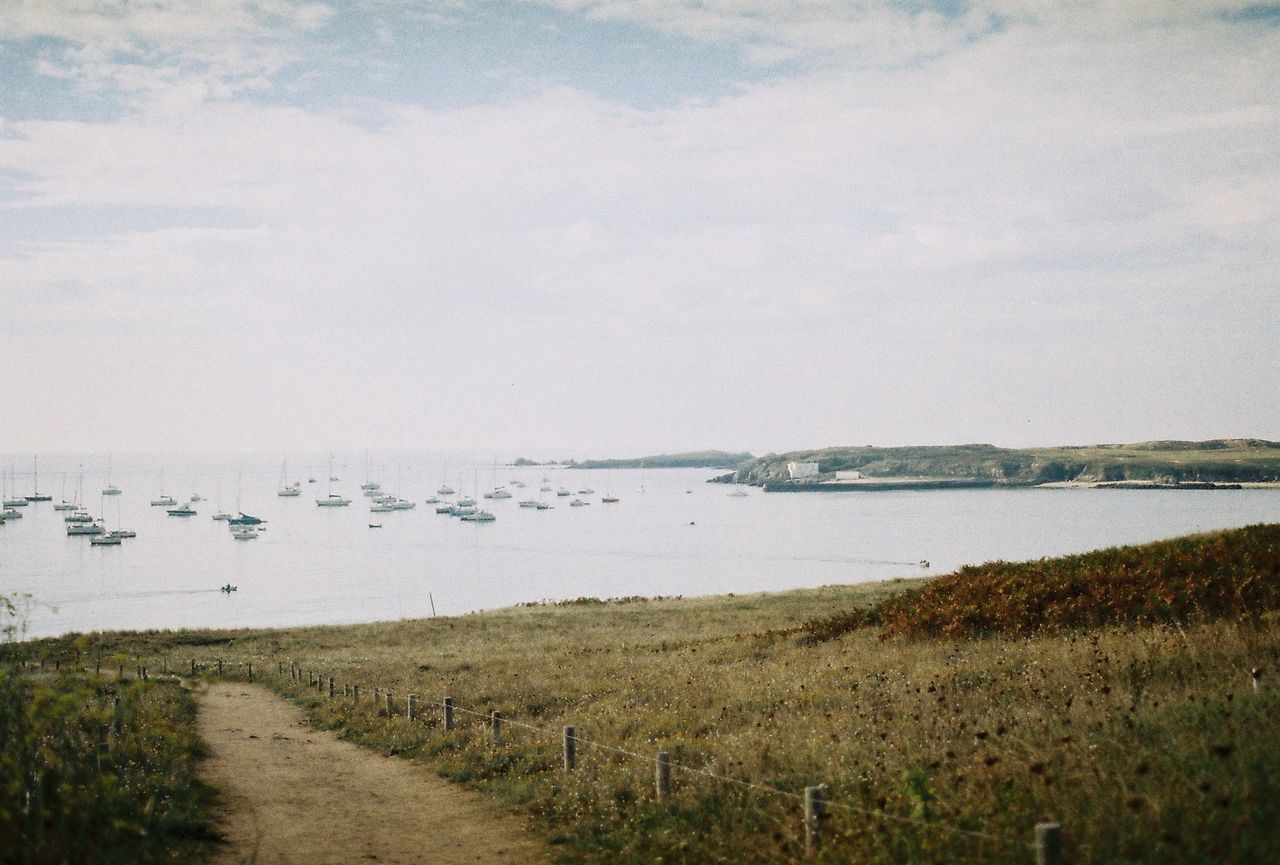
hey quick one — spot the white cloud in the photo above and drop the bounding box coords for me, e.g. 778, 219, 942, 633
1, 0, 1277, 452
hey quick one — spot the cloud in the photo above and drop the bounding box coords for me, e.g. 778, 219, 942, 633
0, 0, 333, 110
1, 1, 1277, 451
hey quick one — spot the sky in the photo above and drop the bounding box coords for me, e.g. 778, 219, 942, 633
1, 0, 1277, 459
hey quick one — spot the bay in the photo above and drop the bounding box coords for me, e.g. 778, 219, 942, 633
3, 452, 1278, 639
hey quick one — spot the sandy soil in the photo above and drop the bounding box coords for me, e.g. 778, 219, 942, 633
192, 680, 550, 865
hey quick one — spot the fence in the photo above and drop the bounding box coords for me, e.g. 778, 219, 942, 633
9, 651, 1066, 863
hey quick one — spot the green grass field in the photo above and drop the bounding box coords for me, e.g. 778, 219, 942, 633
0, 666, 215, 865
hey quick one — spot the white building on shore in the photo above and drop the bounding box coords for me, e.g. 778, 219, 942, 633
787, 461, 819, 479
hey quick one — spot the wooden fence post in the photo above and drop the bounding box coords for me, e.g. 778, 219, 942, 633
191, 659, 196, 676
804, 786, 826, 855
217, 659, 223, 676
328, 677, 335, 699
278, 661, 284, 675
407, 694, 417, 721
385, 691, 394, 716
563, 726, 576, 771
95, 657, 101, 675
247, 662, 253, 682
1035, 823, 1062, 865
656, 752, 671, 800
353, 685, 360, 703
444, 697, 454, 730
490, 711, 502, 745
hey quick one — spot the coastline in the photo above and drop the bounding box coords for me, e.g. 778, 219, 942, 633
764, 478, 1280, 492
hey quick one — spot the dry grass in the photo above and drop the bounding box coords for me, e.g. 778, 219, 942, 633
15, 540, 1280, 864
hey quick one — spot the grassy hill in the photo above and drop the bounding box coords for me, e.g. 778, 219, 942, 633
800, 523, 1280, 641
11, 525, 1280, 864
730, 439, 1280, 486
566, 449, 754, 469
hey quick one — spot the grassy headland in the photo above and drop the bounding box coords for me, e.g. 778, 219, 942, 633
565, 450, 755, 470
729, 439, 1280, 487
9, 526, 1280, 864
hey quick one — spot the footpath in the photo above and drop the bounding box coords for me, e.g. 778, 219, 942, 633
193, 680, 549, 865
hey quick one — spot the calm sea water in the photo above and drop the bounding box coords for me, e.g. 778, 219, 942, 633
3, 453, 1279, 639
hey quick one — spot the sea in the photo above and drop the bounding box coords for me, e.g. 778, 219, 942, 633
3, 452, 1279, 639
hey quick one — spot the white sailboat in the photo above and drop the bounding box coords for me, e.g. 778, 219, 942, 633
25, 454, 52, 501
102, 454, 121, 496
53, 472, 77, 510
361, 452, 381, 495
316, 454, 350, 506
278, 458, 302, 496
3, 464, 28, 508
150, 469, 176, 506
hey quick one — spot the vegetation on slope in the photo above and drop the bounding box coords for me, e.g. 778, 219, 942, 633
565, 450, 754, 470
731, 439, 1280, 486
0, 667, 214, 864
22, 527, 1280, 865
801, 524, 1280, 642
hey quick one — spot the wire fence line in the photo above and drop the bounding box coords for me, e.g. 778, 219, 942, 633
11, 652, 1061, 862
158, 654, 1061, 862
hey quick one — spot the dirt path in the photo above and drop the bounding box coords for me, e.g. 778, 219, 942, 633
193, 681, 550, 865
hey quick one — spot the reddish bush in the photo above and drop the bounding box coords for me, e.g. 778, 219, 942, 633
875, 524, 1280, 638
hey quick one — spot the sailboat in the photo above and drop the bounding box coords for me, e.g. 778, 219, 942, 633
150, 469, 176, 506
361, 452, 381, 495
1, 467, 25, 519
24, 455, 52, 501
3, 464, 28, 508
601, 470, 620, 503
93, 493, 129, 544
53, 473, 78, 510
316, 454, 351, 506
102, 454, 121, 496
278, 458, 302, 496
227, 470, 265, 524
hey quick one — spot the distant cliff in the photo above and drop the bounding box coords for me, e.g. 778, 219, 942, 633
724, 439, 1280, 487
566, 450, 754, 470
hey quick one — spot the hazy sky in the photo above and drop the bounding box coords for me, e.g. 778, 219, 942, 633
2, 1, 1277, 458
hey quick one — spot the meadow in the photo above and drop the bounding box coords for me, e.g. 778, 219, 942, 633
0, 663, 214, 865
6, 525, 1279, 864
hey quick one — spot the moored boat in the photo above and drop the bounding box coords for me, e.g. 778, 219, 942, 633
67, 521, 104, 535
